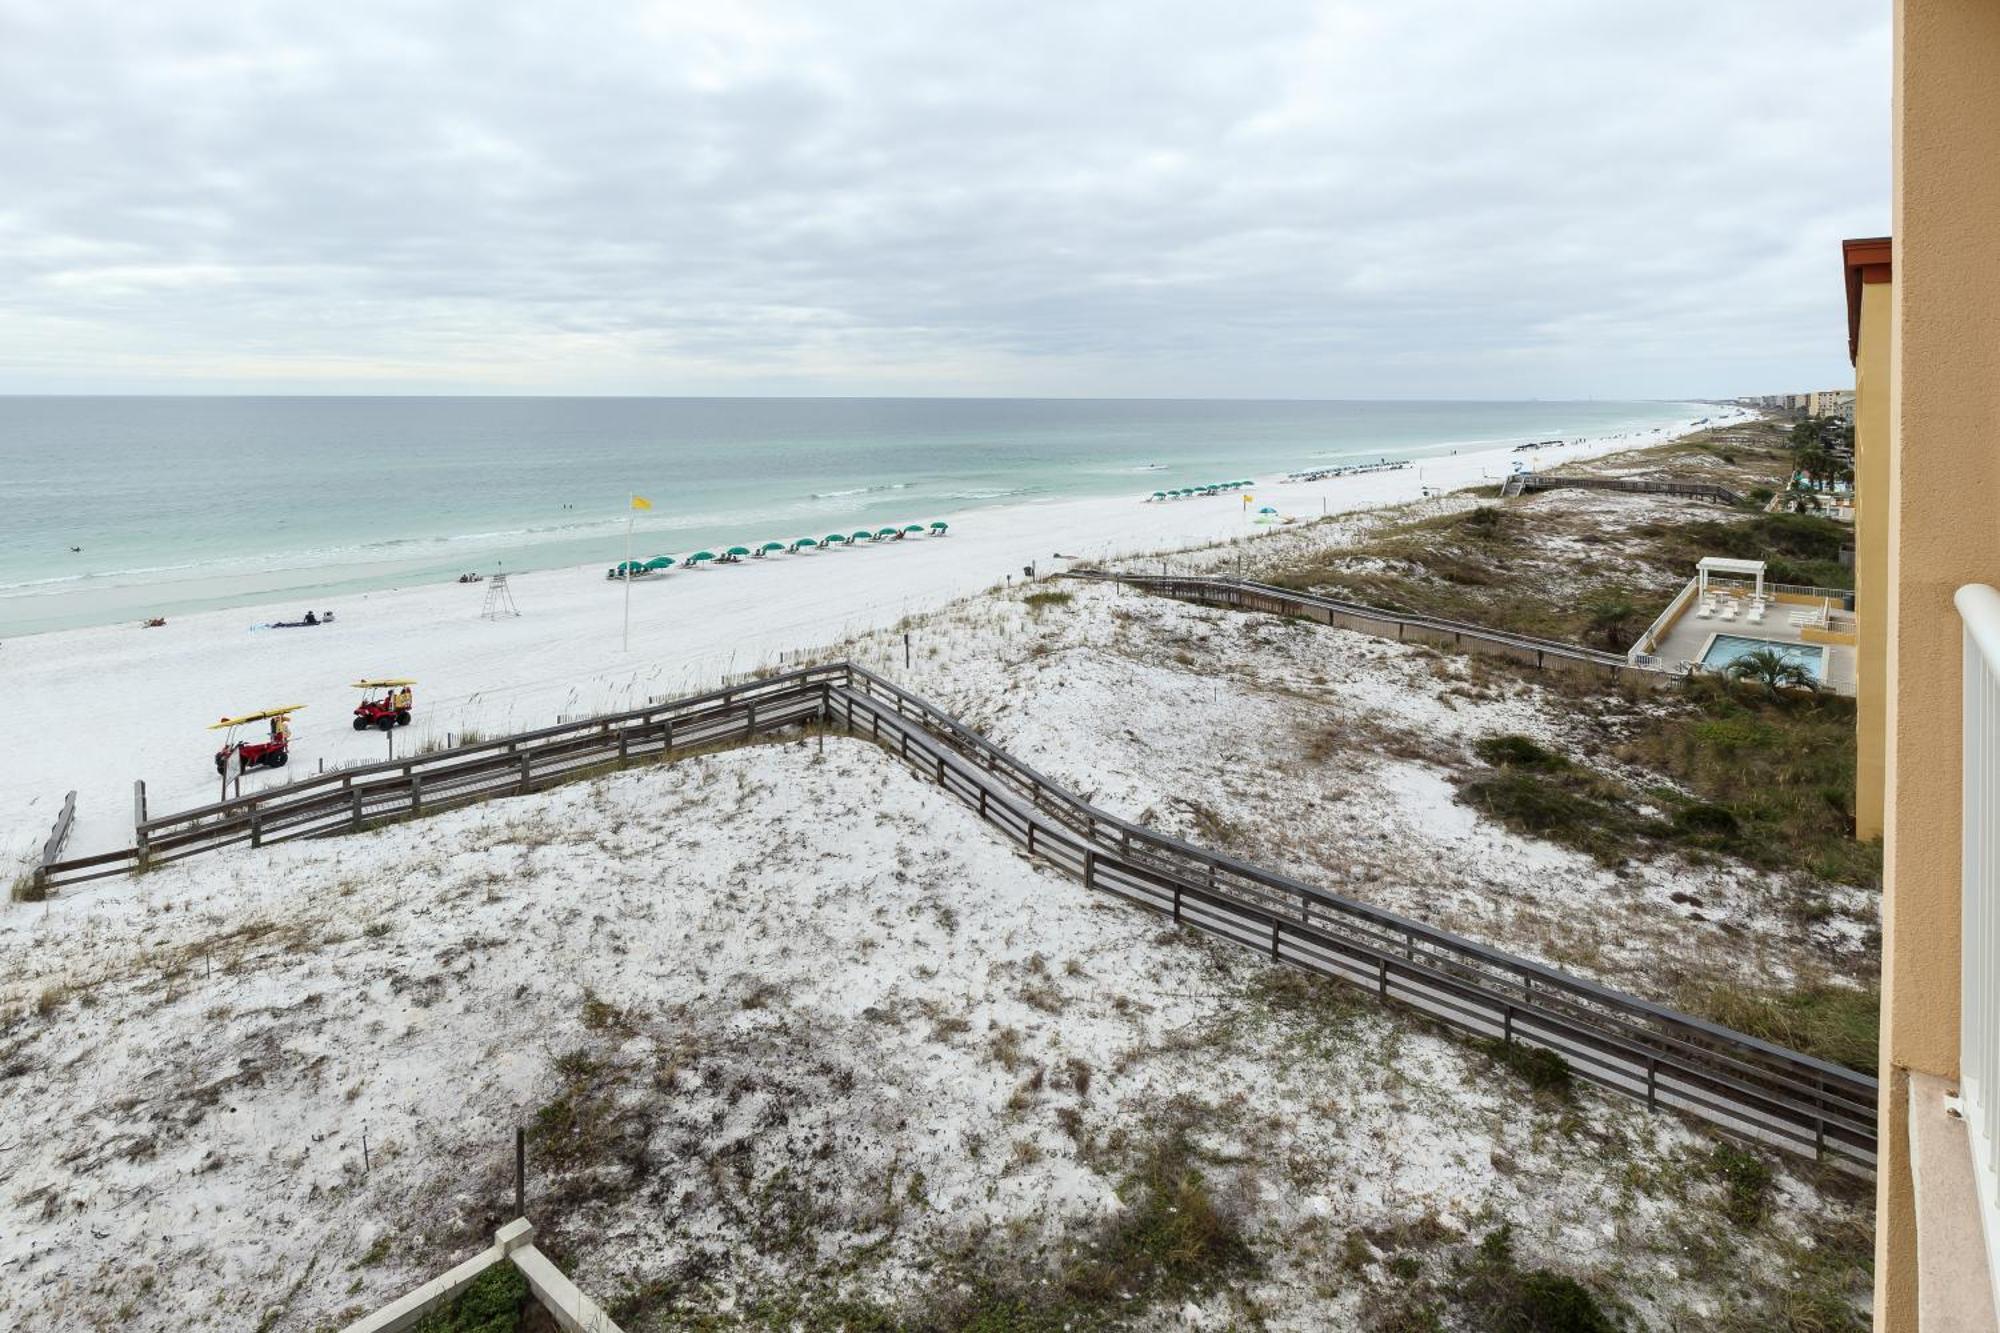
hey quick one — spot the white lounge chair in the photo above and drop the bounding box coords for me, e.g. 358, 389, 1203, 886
1748, 605, 1766, 624
1720, 603, 1738, 622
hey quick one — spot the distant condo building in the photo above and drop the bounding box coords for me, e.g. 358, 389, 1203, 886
1731, 389, 1854, 417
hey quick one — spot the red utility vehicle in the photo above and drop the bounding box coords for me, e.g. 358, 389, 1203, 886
210, 705, 304, 775
352, 679, 416, 732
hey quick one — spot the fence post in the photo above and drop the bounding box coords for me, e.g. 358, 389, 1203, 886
1645, 1058, 1659, 1111
351, 788, 363, 831
1083, 848, 1096, 891
936, 753, 946, 787
663, 718, 674, 752
251, 808, 263, 848
134, 780, 149, 868
519, 753, 532, 793
747, 702, 757, 736
618, 727, 629, 762
410, 775, 423, 818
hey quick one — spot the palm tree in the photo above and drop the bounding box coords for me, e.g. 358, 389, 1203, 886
1725, 646, 1818, 700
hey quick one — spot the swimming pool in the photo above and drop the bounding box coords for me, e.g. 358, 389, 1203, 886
1700, 634, 1826, 681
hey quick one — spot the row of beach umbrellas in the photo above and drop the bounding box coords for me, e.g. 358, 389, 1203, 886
1147, 480, 1252, 501
608, 521, 949, 579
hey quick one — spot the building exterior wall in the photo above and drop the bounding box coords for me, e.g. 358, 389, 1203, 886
1855, 275, 1892, 841
1877, 0, 2000, 1325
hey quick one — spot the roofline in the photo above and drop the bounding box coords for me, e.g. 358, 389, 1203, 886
1844, 235, 1893, 365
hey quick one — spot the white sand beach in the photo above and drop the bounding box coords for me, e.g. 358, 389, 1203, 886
1, 410, 1747, 865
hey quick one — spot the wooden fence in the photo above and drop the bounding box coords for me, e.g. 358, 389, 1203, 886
1072, 572, 1656, 684
37, 667, 845, 890
1501, 473, 1743, 505
32, 660, 1875, 1168
25, 790, 77, 894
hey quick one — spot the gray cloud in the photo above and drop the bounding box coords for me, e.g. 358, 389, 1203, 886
0, 0, 1889, 396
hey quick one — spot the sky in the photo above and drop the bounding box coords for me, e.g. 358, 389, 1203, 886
0, 1, 1890, 399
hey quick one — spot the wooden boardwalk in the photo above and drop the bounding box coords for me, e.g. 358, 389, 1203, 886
1501, 473, 1742, 505
33, 660, 1873, 1170
1071, 571, 1653, 682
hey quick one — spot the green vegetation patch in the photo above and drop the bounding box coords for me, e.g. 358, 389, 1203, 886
1636, 510, 1853, 592
1679, 979, 1878, 1076
411, 1261, 530, 1333
1476, 1039, 1574, 1098
1619, 680, 1878, 887
1459, 738, 1658, 864
1455, 1225, 1618, 1333
1461, 680, 1879, 891
1021, 590, 1073, 610
1366, 1224, 1620, 1333
1706, 1144, 1775, 1229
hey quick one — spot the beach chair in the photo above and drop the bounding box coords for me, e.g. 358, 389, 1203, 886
1747, 604, 1766, 624
1696, 601, 1715, 619
1720, 603, 1738, 622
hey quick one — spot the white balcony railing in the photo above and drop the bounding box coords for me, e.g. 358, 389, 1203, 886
1959, 582, 2000, 1298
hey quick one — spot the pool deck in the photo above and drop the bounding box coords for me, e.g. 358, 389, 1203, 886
1653, 602, 1856, 693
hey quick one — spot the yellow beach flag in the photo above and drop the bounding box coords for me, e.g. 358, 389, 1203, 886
1242, 494, 1253, 505
631, 495, 653, 511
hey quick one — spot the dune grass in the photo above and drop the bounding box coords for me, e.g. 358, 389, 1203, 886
1618, 679, 1876, 887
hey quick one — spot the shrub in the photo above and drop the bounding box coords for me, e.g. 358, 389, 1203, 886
1480, 1040, 1574, 1097
1474, 735, 1563, 770
1458, 1225, 1618, 1333
1022, 590, 1073, 609
1670, 802, 1741, 841
411, 1261, 529, 1333
1709, 1143, 1775, 1228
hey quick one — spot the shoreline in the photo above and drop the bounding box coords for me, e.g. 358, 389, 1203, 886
1, 408, 1750, 863
0, 400, 1720, 637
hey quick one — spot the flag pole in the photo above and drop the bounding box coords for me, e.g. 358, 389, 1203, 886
622, 498, 633, 652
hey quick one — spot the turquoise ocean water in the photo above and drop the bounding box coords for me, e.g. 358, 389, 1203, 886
0, 397, 1709, 636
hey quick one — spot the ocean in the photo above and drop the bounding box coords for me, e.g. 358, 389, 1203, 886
0, 396, 1708, 636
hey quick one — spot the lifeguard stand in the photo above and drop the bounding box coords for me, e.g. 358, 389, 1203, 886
481, 573, 520, 620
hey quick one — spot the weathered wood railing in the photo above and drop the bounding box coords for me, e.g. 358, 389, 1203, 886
1070, 571, 1654, 682
40, 665, 849, 889
833, 662, 1874, 1169
26, 790, 78, 894
1507, 473, 1743, 505
32, 659, 1875, 1167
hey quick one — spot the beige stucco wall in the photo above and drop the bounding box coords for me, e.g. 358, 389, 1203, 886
1855, 280, 1891, 841
1877, 1, 2000, 1327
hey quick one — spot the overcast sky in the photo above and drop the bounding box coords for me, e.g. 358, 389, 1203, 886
0, 1, 1889, 398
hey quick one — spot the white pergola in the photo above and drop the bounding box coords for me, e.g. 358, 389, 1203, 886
1697, 556, 1767, 599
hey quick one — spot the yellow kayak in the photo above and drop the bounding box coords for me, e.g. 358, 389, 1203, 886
209, 705, 307, 730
